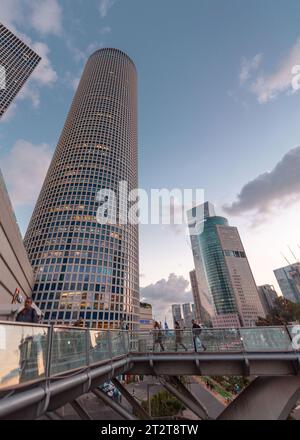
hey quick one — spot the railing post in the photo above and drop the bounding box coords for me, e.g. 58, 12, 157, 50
107, 329, 113, 359
238, 328, 245, 352
45, 325, 53, 378
85, 328, 90, 367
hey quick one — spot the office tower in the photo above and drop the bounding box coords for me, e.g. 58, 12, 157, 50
24, 48, 139, 329
0, 23, 41, 119
258, 284, 279, 315
187, 202, 265, 327
274, 264, 300, 304
191, 303, 195, 317
189, 269, 210, 324
187, 202, 216, 323
139, 302, 153, 331
172, 304, 183, 326
0, 170, 34, 319
182, 303, 193, 328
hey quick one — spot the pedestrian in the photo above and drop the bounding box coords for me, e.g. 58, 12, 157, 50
174, 321, 187, 351
16, 298, 39, 323
192, 319, 206, 351
120, 318, 129, 330
153, 321, 165, 352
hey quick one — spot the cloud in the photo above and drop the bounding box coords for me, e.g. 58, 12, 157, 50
239, 54, 262, 85
29, 0, 63, 36
98, 0, 115, 18
0, 140, 53, 207
250, 38, 300, 103
0, 5, 58, 116
0, 0, 23, 29
223, 145, 300, 219
0, 102, 17, 123
66, 39, 104, 63
30, 41, 57, 85
0, 0, 63, 36
63, 71, 81, 91
141, 273, 193, 323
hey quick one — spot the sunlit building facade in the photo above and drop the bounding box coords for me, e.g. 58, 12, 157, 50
0, 170, 34, 319
24, 48, 139, 329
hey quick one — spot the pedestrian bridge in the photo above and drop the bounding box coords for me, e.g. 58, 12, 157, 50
0, 322, 300, 420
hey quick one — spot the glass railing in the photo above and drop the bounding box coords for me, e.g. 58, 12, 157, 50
0, 323, 48, 389
240, 327, 293, 352
200, 328, 243, 352
287, 325, 300, 352
1, 322, 300, 390
50, 327, 88, 375
89, 330, 110, 365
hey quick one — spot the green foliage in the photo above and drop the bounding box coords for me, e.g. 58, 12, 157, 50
204, 375, 249, 398
256, 297, 300, 326
142, 390, 185, 417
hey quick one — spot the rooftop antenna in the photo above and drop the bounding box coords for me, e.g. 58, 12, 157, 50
287, 245, 298, 262
281, 252, 291, 266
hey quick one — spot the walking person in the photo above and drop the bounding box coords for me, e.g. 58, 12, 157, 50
16, 298, 39, 323
153, 321, 165, 352
192, 319, 206, 351
174, 321, 187, 352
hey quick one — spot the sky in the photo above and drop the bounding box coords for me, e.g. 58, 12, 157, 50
1, 0, 300, 323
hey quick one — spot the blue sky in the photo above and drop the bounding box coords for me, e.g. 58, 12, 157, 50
2, 0, 300, 321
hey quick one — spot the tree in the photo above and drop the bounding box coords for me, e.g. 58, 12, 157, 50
256, 297, 300, 326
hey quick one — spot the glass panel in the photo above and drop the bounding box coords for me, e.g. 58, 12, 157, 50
240, 327, 293, 352
129, 331, 153, 352
50, 327, 87, 375
89, 330, 110, 364
158, 329, 194, 352
0, 323, 48, 389
199, 328, 243, 352
110, 330, 128, 357
287, 325, 300, 352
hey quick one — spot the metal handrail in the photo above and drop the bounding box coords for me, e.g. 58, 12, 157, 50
1, 322, 299, 392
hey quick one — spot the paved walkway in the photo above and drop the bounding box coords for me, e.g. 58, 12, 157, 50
47, 375, 225, 420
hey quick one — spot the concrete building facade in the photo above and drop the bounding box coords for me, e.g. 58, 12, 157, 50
0, 170, 34, 319
139, 302, 153, 331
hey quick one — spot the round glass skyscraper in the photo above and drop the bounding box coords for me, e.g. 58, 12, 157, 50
24, 48, 139, 329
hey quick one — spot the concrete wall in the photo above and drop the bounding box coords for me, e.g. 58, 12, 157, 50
0, 171, 34, 319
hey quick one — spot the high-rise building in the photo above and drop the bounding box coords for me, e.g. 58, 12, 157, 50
182, 303, 193, 328
172, 304, 183, 326
187, 203, 215, 323
191, 303, 195, 317
189, 269, 210, 324
0, 170, 34, 320
139, 302, 153, 331
187, 202, 265, 327
258, 284, 279, 315
24, 48, 139, 329
274, 263, 300, 304
0, 23, 41, 119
